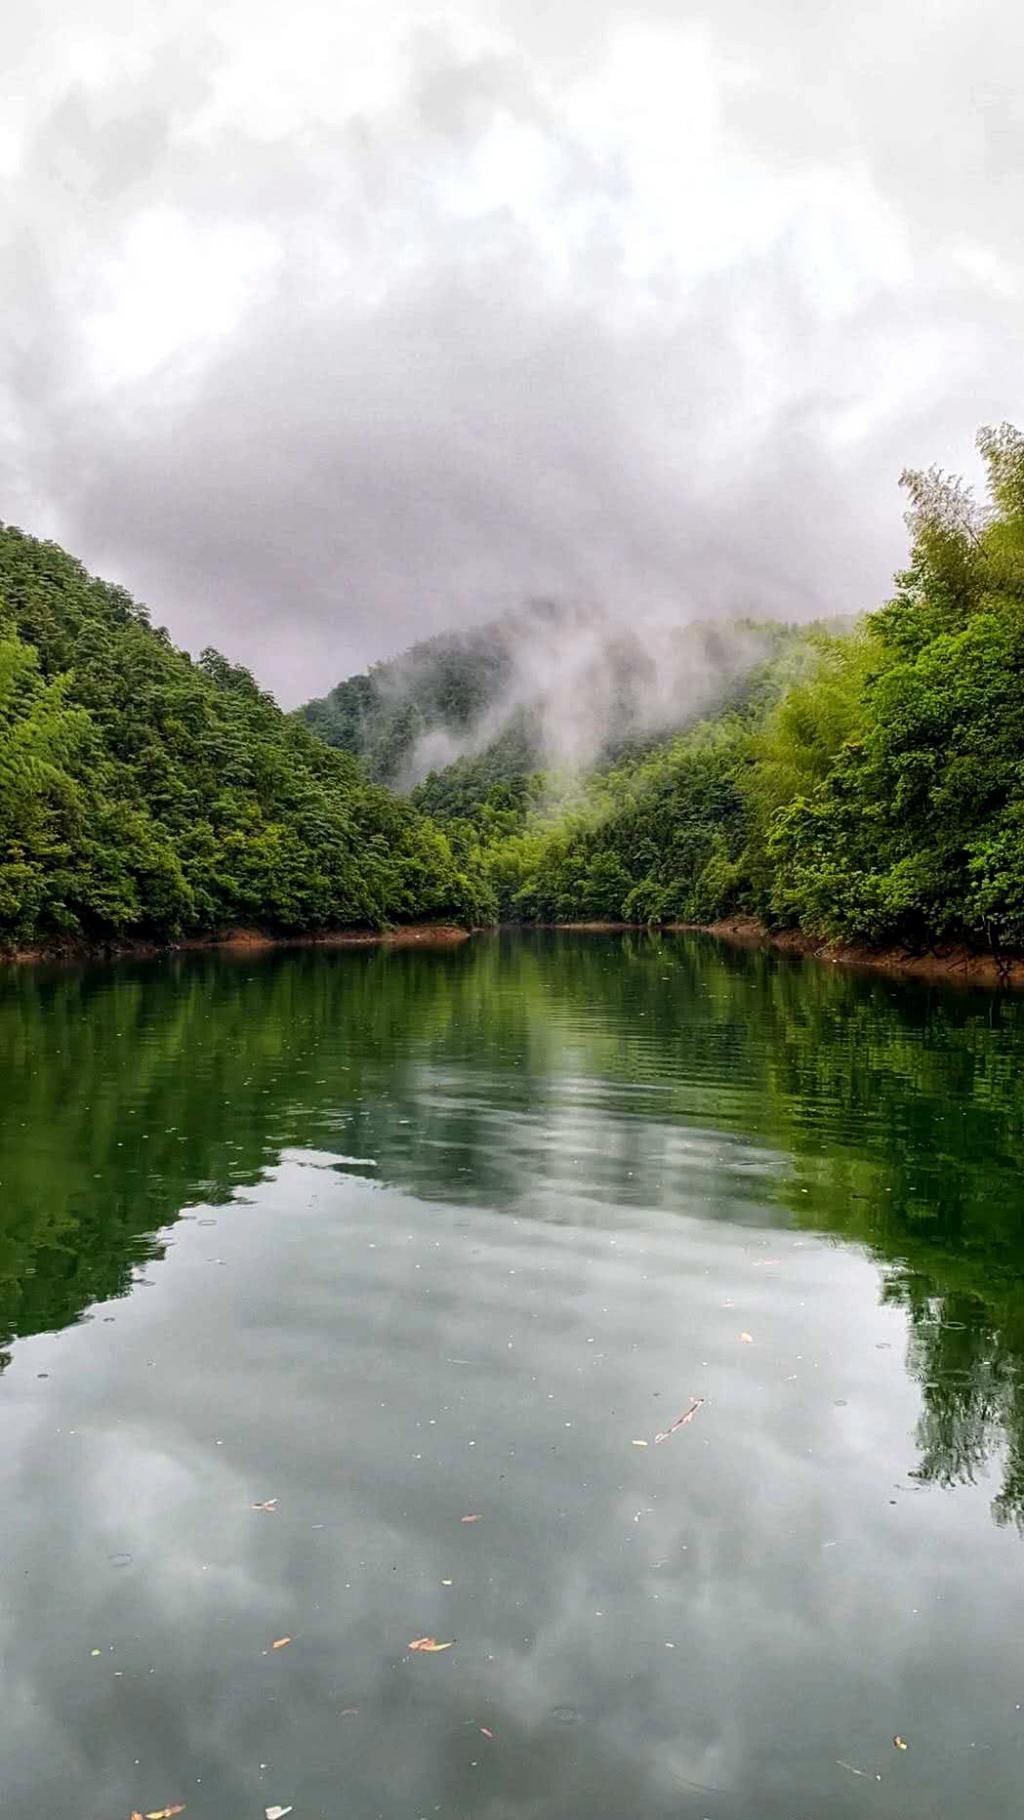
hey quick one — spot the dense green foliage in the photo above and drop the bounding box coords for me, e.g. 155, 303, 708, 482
300, 614, 529, 785
411, 712, 544, 823
0, 527, 493, 947
467, 426, 1024, 952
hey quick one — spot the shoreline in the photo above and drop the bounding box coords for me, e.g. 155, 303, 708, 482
0, 923, 473, 968
676, 917, 1024, 988
4, 915, 1022, 987
525, 918, 1024, 987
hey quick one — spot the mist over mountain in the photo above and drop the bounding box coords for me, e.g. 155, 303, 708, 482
299, 600, 792, 794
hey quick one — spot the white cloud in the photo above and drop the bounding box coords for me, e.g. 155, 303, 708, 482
1, 0, 1022, 697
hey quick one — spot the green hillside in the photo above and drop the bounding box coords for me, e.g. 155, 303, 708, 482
0, 527, 493, 949
472, 424, 1024, 952
299, 607, 539, 785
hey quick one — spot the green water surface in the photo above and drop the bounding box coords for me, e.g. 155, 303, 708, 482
1, 931, 1023, 1819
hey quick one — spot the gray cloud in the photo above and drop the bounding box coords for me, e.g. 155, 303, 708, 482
1, 0, 1023, 701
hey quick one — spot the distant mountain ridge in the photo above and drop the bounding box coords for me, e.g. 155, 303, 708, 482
299, 604, 541, 787
298, 601, 795, 804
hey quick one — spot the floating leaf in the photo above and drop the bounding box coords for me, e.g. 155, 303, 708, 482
266, 1807, 294, 1819
271, 1636, 292, 1650
480, 1726, 494, 1739
654, 1398, 704, 1444
631, 1439, 648, 1448
141, 1806, 186, 1819
893, 1735, 908, 1751
460, 1514, 481, 1524
409, 1636, 453, 1652
252, 1499, 278, 1512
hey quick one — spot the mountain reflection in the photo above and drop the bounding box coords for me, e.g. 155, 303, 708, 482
3, 931, 1024, 1527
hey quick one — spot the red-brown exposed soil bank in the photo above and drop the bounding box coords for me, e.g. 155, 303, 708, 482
678, 917, 1024, 988
518, 918, 1024, 987
1, 924, 473, 967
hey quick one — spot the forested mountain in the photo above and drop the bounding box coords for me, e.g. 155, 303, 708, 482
0, 527, 493, 949
300, 609, 525, 787
5, 420, 1022, 962
466, 424, 1024, 953
411, 712, 543, 824
298, 601, 786, 796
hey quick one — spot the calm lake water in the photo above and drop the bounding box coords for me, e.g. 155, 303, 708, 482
2, 932, 1024, 1820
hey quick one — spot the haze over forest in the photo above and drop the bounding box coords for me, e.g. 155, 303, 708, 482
4, 0, 1024, 700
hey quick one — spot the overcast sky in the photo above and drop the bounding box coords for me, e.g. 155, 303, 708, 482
3, 0, 1022, 701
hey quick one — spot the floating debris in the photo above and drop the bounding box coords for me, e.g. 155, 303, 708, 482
654, 1397, 704, 1444
837, 1760, 881, 1781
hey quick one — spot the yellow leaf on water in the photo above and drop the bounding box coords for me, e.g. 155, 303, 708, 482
271, 1636, 292, 1650
143, 1806, 186, 1818
408, 1636, 453, 1652
893, 1735, 908, 1751
631, 1439, 648, 1448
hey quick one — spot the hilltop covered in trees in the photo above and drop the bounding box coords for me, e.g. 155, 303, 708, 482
434, 423, 1024, 954
0, 528, 493, 950
300, 611, 525, 788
